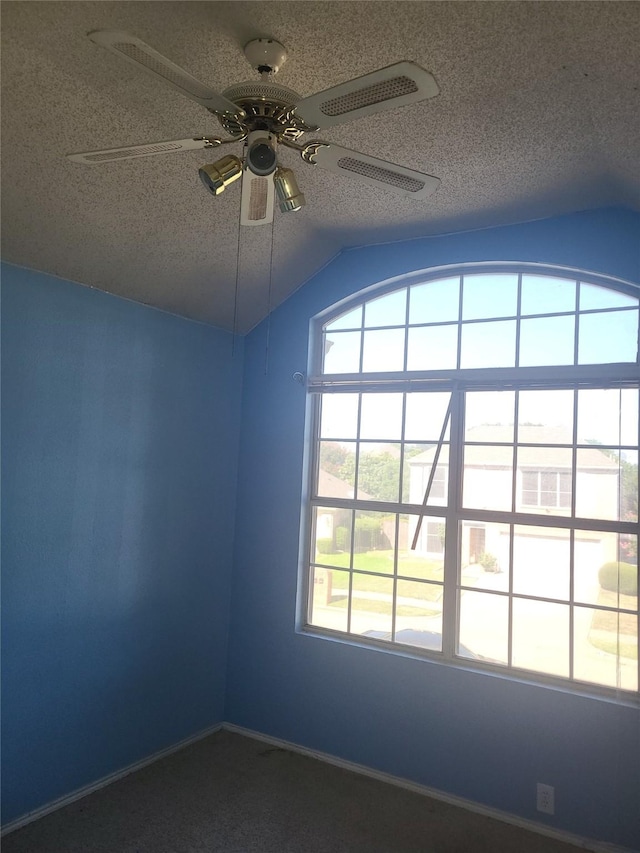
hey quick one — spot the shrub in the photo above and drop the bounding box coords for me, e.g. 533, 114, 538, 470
335, 526, 350, 551
598, 561, 638, 597
316, 538, 334, 555
479, 552, 499, 571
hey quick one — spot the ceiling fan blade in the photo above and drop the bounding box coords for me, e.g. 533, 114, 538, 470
293, 62, 438, 129
304, 142, 440, 200
88, 30, 243, 119
66, 137, 224, 164
240, 168, 275, 226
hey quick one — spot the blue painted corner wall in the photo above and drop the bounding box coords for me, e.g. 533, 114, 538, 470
2, 208, 639, 848
225, 208, 640, 850
1, 264, 243, 824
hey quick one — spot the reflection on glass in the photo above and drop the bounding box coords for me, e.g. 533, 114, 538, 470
359, 394, 403, 440
357, 444, 400, 502
513, 526, 570, 600
460, 320, 517, 369
578, 309, 639, 364
573, 607, 638, 692
512, 599, 570, 677
460, 521, 509, 593
458, 590, 508, 663
325, 305, 363, 331
309, 567, 349, 632
320, 394, 359, 439
407, 325, 458, 371
462, 274, 519, 320
364, 288, 407, 328
323, 331, 361, 373
519, 315, 575, 366
465, 391, 515, 438
409, 277, 460, 324
404, 393, 451, 441
351, 573, 393, 635
362, 328, 405, 372
520, 275, 576, 315
518, 389, 574, 436
577, 388, 638, 447
579, 283, 637, 311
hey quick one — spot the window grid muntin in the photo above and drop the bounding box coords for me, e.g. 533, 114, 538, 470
308, 267, 639, 696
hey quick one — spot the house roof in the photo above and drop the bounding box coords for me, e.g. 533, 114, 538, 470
409, 425, 620, 469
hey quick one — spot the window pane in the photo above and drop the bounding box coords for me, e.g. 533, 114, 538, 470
575, 447, 625, 521
317, 442, 355, 498
323, 330, 361, 373
312, 506, 352, 566
399, 516, 445, 579
309, 567, 349, 632
409, 277, 460, 324
320, 394, 359, 439
460, 521, 509, 593
404, 446, 448, 505
359, 394, 403, 440
518, 389, 574, 437
353, 512, 396, 572
462, 274, 518, 320
519, 315, 575, 366
325, 305, 363, 331
574, 530, 637, 608
513, 526, 570, 600
577, 388, 638, 447
458, 591, 509, 664
350, 573, 393, 636
396, 579, 443, 641
574, 607, 637, 692
357, 444, 401, 502
407, 325, 458, 370
520, 275, 576, 315
362, 328, 405, 372
364, 288, 407, 328
460, 320, 517, 369
463, 443, 514, 511
404, 392, 451, 442
512, 599, 570, 677
465, 391, 515, 440
580, 283, 638, 310
578, 309, 639, 364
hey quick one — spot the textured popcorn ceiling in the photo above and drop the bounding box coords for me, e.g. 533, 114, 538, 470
2, 1, 639, 332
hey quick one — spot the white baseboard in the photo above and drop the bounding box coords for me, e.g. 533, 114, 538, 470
1, 722, 223, 837
222, 723, 635, 853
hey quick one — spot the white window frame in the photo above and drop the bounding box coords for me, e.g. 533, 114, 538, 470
301, 263, 640, 700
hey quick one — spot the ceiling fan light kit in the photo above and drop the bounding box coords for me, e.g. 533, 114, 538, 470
69, 30, 441, 225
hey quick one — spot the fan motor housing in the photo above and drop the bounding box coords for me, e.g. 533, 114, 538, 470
219, 81, 315, 142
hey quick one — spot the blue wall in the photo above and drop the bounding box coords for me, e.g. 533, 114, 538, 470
225, 208, 640, 849
1, 263, 243, 824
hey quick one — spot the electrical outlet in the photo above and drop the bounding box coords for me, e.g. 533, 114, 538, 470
536, 783, 555, 815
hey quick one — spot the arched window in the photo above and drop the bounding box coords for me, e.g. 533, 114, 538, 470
303, 264, 639, 696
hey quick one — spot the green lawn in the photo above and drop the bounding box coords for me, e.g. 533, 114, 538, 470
316, 549, 443, 582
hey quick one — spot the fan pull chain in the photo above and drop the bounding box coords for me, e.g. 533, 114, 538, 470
264, 213, 276, 375
231, 200, 243, 357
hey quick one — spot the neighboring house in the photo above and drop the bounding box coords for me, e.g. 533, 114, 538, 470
408, 425, 621, 573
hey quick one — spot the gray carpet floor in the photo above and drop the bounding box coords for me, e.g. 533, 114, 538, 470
3, 730, 586, 852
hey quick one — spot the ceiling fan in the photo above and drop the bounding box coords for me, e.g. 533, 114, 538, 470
68, 31, 441, 226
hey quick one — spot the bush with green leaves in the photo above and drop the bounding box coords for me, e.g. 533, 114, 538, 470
598, 561, 638, 597
479, 552, 499, 571
335, 526, 350, 551
316, 538, 335, 555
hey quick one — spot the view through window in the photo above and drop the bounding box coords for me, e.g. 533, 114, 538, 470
305, 268, 639, 695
